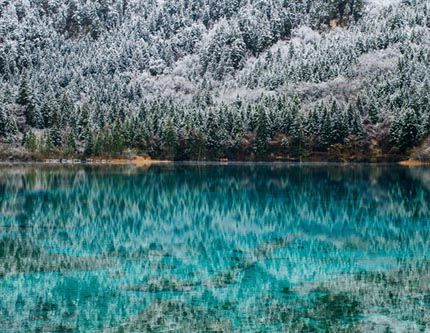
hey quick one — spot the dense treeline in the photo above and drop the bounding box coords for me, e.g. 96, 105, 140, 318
6, 88, 429, 161
0, 0, 429, 161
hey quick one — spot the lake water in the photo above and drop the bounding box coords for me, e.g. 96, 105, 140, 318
0, 164, 429, 332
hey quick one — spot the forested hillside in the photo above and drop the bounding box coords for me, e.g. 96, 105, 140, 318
0, 0, 429, 161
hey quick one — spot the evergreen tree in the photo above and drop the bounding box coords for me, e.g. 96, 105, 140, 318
355, 96, 365, 116
41, 99, 54, 128
32, 107, 45, 129
163, 120, 178, 159
346, 104, 363, 137
49, 124, 63, 148
59, 93, 74, 127
43, 133, 54, 152
291, 113, 305, 157
206, 113, 222, 158
24, 97, 38, 127
424, 112, 430, 136
66, 131, 77, 154
17, 75, 31, 106
22, 130, 38, 152
78, 104, 91, 141
397, 109, 421, 152
255, 108, 269, 159
84, 131, 96, 157
0, 107, 18, 141
389, 114, 402, 147
0, 108, 7, 139
320, 107, 332, 149
330, 102, 348, 144
186, 128, 206, 160
305, 109, 320, 139
111, 122, 125, 154
368, 104, 379, 124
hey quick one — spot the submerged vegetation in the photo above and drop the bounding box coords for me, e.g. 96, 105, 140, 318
0, 0, 429, 161
0, 165, 430, 331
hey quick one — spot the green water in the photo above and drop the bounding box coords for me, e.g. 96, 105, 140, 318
0, 164, 429, 332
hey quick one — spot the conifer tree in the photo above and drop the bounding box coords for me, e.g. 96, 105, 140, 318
255, 108, 269, 159
346, 104, 363, 137
111, 122, 125, 154
49, 124, 63, 148
186, 129, 206, 160
84, 131, 96, 157
397, 109, 421, 152
59, 93, 74, 127
163, 120, 178, 160
355, 96, 365, 116
17, 75, 31, 106
32, 107, 45, 129
424, 112, 430, 136
78, 104, 91, 141
206, 112, 222, 158
41, 99, 54, 128
320, 107, 332, 149
291, 113, 305, 157
22, 130, 38, 152
368, 104, 379, 124
66, 131, 77, 155
0, 108, 7, 139
0, 107, 18, 141
330, 102, 348, 144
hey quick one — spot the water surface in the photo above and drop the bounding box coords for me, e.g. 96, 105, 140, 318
0, 164, 429, 332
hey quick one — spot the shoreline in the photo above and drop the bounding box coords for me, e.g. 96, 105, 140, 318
397, 159, 430, 167
102, 156, 171, 166
0, 156, 172, 166
0, 158, 429, 167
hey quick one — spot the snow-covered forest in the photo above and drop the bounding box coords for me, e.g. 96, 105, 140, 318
0, 0, 429, 161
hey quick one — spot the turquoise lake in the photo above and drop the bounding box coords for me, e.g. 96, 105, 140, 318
0, 164, 429, 332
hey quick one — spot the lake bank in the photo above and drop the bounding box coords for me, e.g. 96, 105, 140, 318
398, 159, 430, 167
0, 157, 428, 166
2, 144, 429, 166
0, 150, 418, 165
1, 159, 429, 169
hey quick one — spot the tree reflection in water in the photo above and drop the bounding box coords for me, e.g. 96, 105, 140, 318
0, 164, 429, 332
